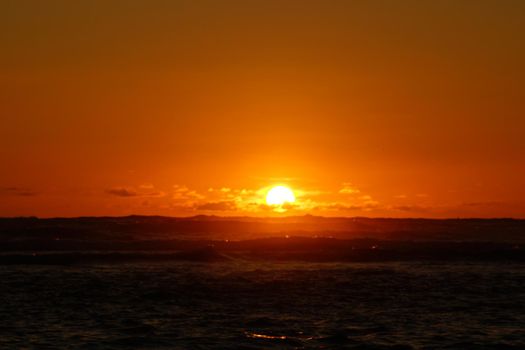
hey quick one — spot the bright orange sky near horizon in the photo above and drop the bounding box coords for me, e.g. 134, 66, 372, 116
1, 0, 524, 218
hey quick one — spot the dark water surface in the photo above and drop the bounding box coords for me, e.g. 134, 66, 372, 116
1, 261, 524, 349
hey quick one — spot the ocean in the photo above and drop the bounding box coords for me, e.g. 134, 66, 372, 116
1, 260, 523, 349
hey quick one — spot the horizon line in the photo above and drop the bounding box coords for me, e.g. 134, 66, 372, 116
0, 214, 522, 221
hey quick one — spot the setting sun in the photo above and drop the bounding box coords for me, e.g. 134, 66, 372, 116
265, 186, 296, 206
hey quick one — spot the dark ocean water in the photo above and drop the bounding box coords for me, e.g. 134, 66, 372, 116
1, 261, 524, 349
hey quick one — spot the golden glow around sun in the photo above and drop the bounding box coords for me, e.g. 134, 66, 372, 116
266, 186, 296, 206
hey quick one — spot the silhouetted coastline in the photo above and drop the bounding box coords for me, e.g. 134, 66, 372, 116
0, 216, 522, 264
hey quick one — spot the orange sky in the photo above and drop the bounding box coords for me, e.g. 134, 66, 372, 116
1, 0, 524, 218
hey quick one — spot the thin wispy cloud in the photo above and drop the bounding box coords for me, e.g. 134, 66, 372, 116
195, 201, 237, 211
339, 183, 360, 195
0, 187, 38, 197
106, 187, 138, 197
105, 186, 165, 198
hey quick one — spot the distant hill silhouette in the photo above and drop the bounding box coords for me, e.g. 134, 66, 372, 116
0, 216, 522, 264
1, 215, 523, 241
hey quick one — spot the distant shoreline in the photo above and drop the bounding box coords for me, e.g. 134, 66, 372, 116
0, 215, 523, 264
1, 214, 523, 220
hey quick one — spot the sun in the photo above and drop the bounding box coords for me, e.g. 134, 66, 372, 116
266, 185, 296, 206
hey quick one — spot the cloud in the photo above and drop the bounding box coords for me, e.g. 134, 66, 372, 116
100, 181, 394, 216
196, 183, 381, 214
0, 187, 38, 196
105, 187, 139, 197
359, 195, 379, 207
339, 183, 360, 194
144, 191, 166, 198
461, 201, 502, 207
391, 205, 430, 212
315, 203, 367, 211
102, 182, 388, 215
195, 201, 237, 211
172, 185, 204, 200
106, 187, 165, 198
207, 187, 234, 193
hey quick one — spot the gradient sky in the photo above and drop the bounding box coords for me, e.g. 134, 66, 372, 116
1, 0, 524, 218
